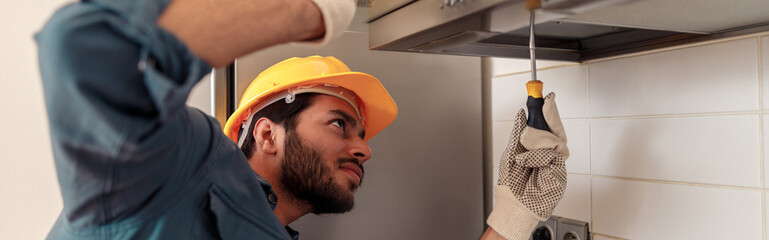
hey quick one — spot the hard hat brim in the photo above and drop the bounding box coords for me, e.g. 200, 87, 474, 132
224, 71, 397, 144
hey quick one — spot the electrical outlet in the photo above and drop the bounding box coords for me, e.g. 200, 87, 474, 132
530, 217, 557, 240
556, 217, 589, 240
529, 216, 589, 240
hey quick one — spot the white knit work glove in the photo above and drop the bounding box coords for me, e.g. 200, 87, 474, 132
299, 0, 356, 45
487, 92, 569, 240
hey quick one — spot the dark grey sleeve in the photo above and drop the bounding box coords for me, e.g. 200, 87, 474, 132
36, 2, 214, 228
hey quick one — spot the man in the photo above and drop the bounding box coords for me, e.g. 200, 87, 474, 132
37, 0, 568, 239
220, 56, 399, 226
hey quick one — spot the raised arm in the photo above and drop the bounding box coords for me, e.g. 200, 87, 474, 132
157, 0, 325, 67
36, 0, 350, 229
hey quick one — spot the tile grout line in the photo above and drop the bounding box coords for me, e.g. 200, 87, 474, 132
586, 62, 595, 235
568, 172, 591, 176
495, 111, 763, 124
496, 118, 590, 124
590, 111, 763, 119
592, 175, 765, 192
592, 232, 628, 240
758, 36, 766, 240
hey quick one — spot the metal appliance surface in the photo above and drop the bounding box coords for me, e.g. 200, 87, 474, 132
369, 0, 769, 62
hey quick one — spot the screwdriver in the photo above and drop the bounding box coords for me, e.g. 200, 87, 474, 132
524, 0, 549, 132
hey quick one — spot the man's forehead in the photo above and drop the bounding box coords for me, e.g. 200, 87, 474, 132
311, 95, 363, 123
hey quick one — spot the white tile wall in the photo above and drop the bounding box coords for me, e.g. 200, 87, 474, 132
492, 65, 589, 121
763, 36, 769, 192
491, 34, 769, 240
765, 114, 769, 188
491, 76, 528, 121
590, 38, 759, 118
762, 36, 769, 109
592, 178, 763, 240
563, 119, 590, 174
552, 174, 590, 222
592, 114, 761, 188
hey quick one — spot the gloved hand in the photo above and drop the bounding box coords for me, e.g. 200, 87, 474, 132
487, 92, 569, 240
301, 0, 356, 45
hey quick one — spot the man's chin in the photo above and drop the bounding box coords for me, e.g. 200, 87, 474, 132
306, 182, 356, 214
336, 183, 357, 205
347, 180, 360, 193
310, 197, 355, 214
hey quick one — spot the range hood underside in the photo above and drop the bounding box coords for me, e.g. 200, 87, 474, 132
448, 21, 769, 62
370, 0, 769, 62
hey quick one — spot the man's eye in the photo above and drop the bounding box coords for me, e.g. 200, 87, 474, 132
331, 120, 345, 129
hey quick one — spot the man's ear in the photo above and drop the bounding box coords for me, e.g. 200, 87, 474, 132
253, 118, 281, 155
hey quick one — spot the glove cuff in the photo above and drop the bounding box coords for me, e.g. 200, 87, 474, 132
299, 0, 355, 46
487, 186, 545, 240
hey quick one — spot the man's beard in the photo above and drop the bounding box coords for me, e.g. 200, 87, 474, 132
279, 131, 364, 214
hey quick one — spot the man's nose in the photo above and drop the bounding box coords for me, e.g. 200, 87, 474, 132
348, 138, 372, 163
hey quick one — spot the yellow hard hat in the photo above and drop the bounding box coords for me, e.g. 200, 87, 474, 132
224, 56, 398, 144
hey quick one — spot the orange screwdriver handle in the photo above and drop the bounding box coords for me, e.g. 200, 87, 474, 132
526, 80, 550, 131
526, 0, 541, 10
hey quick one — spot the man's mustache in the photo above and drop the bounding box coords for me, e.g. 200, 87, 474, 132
338, 158, 365, 181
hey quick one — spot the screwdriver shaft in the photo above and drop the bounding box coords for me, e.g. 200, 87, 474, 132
529, 10, 537, 81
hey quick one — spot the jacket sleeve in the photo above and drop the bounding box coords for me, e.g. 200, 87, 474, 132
36, 2, 214, 228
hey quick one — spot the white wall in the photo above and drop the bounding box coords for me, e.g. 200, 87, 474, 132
492, 33, 769, 239
0, 1, 74, 239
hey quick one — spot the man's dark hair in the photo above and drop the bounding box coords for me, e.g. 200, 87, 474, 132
240, 93, 319, 158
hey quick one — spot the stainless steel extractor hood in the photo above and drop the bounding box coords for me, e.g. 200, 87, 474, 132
368, 0, 769, 62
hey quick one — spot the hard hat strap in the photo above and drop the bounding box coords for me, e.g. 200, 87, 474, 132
236, 92, 287, 148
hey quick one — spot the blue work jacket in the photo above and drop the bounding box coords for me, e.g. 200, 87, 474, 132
36, 0, 297, 239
